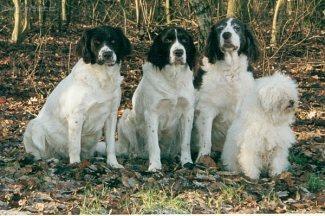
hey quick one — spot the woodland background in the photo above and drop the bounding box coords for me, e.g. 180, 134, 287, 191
0, 0, 324, 214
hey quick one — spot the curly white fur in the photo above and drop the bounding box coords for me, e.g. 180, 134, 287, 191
221, 72, 299, 179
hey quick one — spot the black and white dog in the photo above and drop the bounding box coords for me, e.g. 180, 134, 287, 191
117, 27, 196, 171
24, 26, 131, 168
192, 18, 259, 159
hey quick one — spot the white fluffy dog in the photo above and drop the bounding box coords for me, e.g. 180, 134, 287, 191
221, 72, 299, 179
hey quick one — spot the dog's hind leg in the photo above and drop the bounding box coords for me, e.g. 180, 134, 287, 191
116, 109, 138, 157
23, 119, 46, 160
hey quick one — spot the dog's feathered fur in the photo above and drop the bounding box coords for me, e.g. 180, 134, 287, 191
192, 18, 259, 158
23, 26, 131, 167
117, 27, 196, 171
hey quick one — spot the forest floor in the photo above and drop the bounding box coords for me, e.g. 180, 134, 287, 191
0, 24, 324, 214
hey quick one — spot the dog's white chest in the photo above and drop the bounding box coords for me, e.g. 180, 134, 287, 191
83, 100, 111, 132
157, 97, 189, 130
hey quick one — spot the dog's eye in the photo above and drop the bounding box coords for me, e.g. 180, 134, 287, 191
216, 26, 224, 31
233, 25, 240, 32
94, 40, 101, 45
165, 38, 173, 43
181, 38, 188, 43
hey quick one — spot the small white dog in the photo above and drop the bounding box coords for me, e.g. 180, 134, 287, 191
117, 27, 197, 172
221, 72, 299, 179
23, 26, 131, 167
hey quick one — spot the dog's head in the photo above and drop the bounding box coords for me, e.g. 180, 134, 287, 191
256, 72, 298, 123
76, 26, 131, 65
148, 27, 196, 70
205, 18, 259, 64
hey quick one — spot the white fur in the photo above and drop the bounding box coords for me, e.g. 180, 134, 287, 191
117, 62, 195, 172
170, 30, 187, 64
23, 59, 123, 168
221, 72, 298, 179
193, 54, 254, 158
98, 45, 117, 63
219, 18, 240, 51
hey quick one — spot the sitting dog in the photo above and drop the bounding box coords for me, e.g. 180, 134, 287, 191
117, 27, 197, 171
221, 72, 298, 179
23, 26, 131, 167
192, 18, 259, 159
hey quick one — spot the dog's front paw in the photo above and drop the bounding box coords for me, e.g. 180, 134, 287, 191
181, 157, 193, 167
110, 162, 124, 169
148, 162, 162, 172
69, 156, 81, 164
107, 159, 124, 169
244, 169, 260, 180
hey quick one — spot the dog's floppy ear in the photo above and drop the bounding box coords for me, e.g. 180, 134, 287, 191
76, 29, 95, 64
115, 27, 132, 58
148, 32, 168, 70
257, 82, 276, 113
243, 25, 259, 62
186, 32, 197, 70
204, 25, 224, 64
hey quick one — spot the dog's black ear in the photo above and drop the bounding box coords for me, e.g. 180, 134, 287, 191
148, 33, 168, 70
244, 26, 259, 62
115, 27, 132, 58
186, 33, 197, 70
76, 29, 95, 64
204, 25, 223, 64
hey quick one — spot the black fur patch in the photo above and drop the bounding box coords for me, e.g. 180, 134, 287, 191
193, 67, 206, 89
147, 27, 196, 70
76, 26, 131, 64
205, 18, 259, 64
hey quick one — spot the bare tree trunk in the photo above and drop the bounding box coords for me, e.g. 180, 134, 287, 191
11, 0, 21, 43
227, 0, 236, 17
271, 0, 285, 45
165, 0, 170, 24
38, 0, 45, 35
190, 0, 211, 51
22, 0, 30, 33
227, 0, 244, 18
135, 0, 140, 26
286, 0, 292, 16
61, 0, 68, 27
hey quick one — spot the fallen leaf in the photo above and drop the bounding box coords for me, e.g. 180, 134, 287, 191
196, 155, 217, 168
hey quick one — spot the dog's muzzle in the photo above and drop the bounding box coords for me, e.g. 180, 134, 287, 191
173, 49, 186, 64
221, 32, 238, 51
98, 50, 116, 66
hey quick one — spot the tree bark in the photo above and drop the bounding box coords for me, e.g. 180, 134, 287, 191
38, 0, 45, 35
271, 0, 285, 45
190, 0, 211, 51
61, 0, 68, 27
135, 0, 140, 26
227, 0, 236, 17
11, 0, 21, 43
22, 0, 30, 33
165, 0, 170, 24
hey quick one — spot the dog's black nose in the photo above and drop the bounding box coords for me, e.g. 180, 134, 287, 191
103, 51, 113, 59
289, 100, 295, 107
173, 49, 184, 57
223, 32, 232, 40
